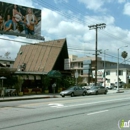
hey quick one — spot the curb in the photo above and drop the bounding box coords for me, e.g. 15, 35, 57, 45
0, 96, 59, 102
116, 91, 124, 93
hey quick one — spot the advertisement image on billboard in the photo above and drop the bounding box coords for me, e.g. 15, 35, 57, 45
0, 2, 42, 39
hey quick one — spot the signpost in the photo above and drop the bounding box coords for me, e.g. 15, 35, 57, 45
83, 60, 91, 84
0, 76, 6, 98
75, 70, 78, 85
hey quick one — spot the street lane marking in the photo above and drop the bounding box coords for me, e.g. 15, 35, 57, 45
48, 103, 64, 108
18, 102, 44, 107
49, 97, 130, 108
87, 110, 109, 115
0, 107, 12, 110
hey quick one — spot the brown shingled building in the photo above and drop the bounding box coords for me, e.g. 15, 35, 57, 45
13, 38, 70, 93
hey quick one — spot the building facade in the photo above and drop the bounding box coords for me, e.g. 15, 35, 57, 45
13, 38, 70, 93
69, 55, 130, 85
0, 57, 14, 68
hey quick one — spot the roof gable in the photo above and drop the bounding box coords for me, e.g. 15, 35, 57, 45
13, 38, 68, 73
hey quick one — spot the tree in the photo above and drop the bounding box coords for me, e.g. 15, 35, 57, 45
42, 76, 50, 91
14, 76, 23, 92
121, 51, 128, 63
0, 68, 17, 87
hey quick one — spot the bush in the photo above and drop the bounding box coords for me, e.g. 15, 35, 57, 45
124, 84, 130, 88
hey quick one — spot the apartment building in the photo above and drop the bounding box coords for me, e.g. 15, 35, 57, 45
69, 55, 130, 85
0, 56, 14, 68
0, 56, 16, 76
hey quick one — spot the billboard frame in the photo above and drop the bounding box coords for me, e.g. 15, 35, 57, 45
0, 1, 44, 40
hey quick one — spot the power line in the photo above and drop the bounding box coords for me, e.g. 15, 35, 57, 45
37, 0, 130, 46
1, 36, 129, 63
1, 0, 129, 54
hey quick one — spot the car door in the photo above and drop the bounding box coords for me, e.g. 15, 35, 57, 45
73, 86, 81, 95
99, 86, 105, 94
97, 86, 103, 94
77, 87, 84, 95
74, 86, 79, 95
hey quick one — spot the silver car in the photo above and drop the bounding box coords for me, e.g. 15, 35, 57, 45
60, 86, 87, 97
87, 86, 108, 95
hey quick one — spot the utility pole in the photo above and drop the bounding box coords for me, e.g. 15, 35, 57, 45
88, 23, 106, 85
104, 49, 109, 87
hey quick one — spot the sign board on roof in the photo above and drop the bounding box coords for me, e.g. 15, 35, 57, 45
83, 60, 91, 65
64, 59, 70, 70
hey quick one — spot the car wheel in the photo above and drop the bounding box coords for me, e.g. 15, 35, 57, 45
82, 92, 86, 96
104, 91, 107, 94
96, 91, 98, 95
62, 95, 65, 97
71, 92, 74, 97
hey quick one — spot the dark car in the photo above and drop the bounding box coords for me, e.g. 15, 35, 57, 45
83, 83, 102, 90
114, 82, 125, 88
60, 86, 87, 97
87, 86, 108, 95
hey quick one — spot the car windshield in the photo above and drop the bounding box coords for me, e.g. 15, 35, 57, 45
67, 86, 75, 90
90, 86, 97, 89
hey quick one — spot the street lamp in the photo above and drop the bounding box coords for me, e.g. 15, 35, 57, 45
117, 45, 128, 92
75, 70, 78, 85
104, 49, 109, 87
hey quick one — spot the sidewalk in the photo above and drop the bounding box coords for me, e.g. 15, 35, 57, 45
0, 94, 61, 102
0, 89, 129, 102
107, 88, 130, 94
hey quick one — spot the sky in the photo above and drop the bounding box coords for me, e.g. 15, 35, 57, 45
0, 0, 130, 64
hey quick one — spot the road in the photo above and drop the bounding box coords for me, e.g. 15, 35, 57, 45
0, 92, 130, 130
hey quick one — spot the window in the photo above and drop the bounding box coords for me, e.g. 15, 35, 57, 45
81, 63, 83, 68
81, 70, 83, 75
107, 79, 110, 83
119, 70, 123, 75
78, 63, 80, 68
106, 70, 110, 75
116, 70, 123, 75
71, 63, 74, 68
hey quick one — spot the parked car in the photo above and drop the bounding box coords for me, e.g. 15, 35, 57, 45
83, 83, 102, 90
114, 81, 125, 88
60, 86, 87, 97
82, 86, 91, 90
87, 86, 108, 95
106, 83, 115, 89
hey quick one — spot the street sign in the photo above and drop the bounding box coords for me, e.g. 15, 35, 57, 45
83, 70, 90, 75
83, 65, 90, 69
75, 70, 78, 78
83, 60, 91, 65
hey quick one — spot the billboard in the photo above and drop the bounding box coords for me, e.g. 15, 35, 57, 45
0, 2, 43, 40
64, 59, 71, 70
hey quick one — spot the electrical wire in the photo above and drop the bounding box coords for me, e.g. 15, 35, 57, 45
0, 36, 129, 63
0, 0, 130, 63
35, 0, 130, 45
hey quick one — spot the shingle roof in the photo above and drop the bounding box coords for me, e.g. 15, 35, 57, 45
13, 38, 67, 73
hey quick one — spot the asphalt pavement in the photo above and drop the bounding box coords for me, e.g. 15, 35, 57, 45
0, 91, 130, 130
0, 89, 129, 102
